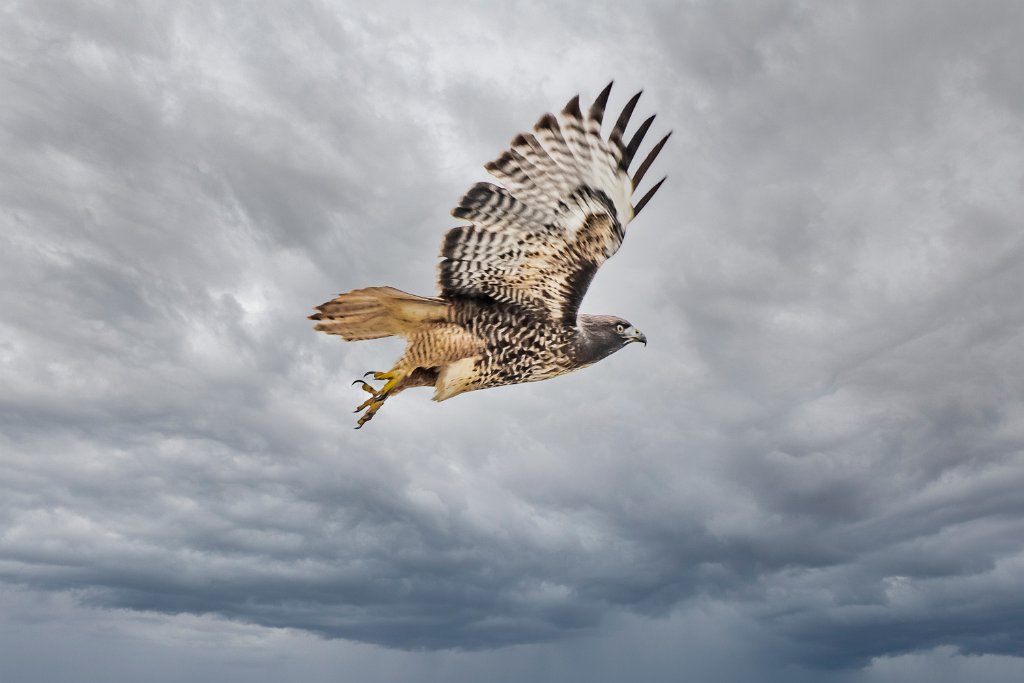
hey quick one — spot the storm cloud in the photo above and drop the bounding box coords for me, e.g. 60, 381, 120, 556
2, 1, 1024, 680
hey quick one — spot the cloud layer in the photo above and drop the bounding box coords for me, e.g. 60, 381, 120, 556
2, 0, 1024, 677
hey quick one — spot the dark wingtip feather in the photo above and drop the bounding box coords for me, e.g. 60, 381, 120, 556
468, 181, 493, 197
622, 115, 656, 170
441, 226, 468, 258
518, 131, 540, 148
631, 131, 672, 190
632, 176, 667, 218
534, 112, 560, 133
561, 94, 582, 120
589, 82, 614, 124
485, 150, 516, 175
610, 90, 643, 150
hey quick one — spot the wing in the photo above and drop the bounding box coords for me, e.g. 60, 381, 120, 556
437, 83, 670, 326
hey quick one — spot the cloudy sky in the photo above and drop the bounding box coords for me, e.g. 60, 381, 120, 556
3, 0, 1024, 680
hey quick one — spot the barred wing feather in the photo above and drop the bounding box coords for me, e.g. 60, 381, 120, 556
438, 83, 669, 326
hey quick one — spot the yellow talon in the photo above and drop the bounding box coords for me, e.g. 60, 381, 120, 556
355, 399, 386, 429
377, 378, 399, 395
352, 367, 406, 428
352, 379, 376, 394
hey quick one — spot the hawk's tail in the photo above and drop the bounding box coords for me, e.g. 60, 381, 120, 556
310, 287, 450, 341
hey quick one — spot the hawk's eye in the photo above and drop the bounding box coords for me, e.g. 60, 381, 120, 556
616, 324, 624, 333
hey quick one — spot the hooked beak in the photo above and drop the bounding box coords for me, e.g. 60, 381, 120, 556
626, 328, 647, 347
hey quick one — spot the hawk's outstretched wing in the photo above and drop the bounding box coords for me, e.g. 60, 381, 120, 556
438, 83, 670, 326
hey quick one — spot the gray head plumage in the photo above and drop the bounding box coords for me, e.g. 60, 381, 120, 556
574, 314, 647, 366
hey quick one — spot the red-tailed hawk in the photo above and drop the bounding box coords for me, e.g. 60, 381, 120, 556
311, 83, 669, 427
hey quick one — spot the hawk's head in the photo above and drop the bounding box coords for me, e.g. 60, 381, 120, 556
576, 314, 647, 365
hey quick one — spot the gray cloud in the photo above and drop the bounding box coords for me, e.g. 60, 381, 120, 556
2, 0, 1024, 679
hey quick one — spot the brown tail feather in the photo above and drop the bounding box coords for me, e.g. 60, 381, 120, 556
310, 286, 449, 341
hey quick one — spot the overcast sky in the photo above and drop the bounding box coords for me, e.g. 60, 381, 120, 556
2, 1, 1024, 681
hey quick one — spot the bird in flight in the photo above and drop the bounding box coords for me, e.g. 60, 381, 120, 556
311, 83, 670, 427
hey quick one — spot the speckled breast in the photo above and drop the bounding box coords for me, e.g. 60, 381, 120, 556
452, 301, 580, 389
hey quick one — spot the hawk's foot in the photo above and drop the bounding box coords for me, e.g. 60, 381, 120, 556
355, 398, 386, 429
351, 369, 404, 428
